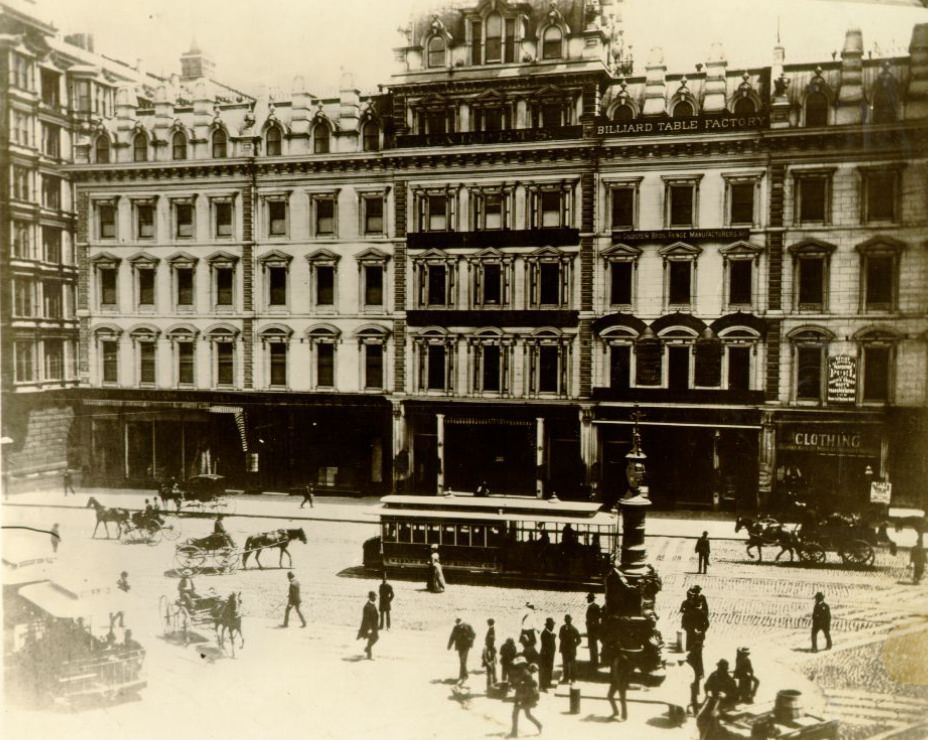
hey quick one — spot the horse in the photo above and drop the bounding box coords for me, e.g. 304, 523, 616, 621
734, 515, 784, 562
213, 592, 244, 657
242, 528, 307, 569
159, 485, 184, 513
86, 497, 129, 539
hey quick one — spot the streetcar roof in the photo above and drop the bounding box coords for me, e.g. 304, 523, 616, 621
18, 578, 125, 623
376, 507, 618, 527
378, 494, 606, 518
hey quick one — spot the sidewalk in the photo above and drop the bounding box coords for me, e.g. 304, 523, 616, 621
2, 486, 745, 540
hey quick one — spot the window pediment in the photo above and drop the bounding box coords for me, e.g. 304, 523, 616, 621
306, 248, 341, 264
258, 249, 293, 265
207, 250, 240, 265
855, 235, 906, 255
355, 324, 390, 339
658, 241, 702, 259
357, 247, 390, 264
259, 324, 294, 341
128, 252, 160, 266
853, 326, 900, 342
788, 238, 836, 257
93, 323, 123, 338
90, 251, 121, 266
129, 324, 160, 339
787, 325, 835, 342
167, 251, 198, 266
206, 323, 240, 339
602, 243, 642, 260
306, 323, 340, 339
720, 240, 764, 258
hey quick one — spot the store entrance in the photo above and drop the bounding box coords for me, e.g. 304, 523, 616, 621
444, 422, 534, 495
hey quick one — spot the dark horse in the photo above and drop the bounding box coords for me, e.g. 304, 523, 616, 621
734, 515, 793, 562
213, 592, 244, 657
86, 497, 129, 538
242, 528, 307, 569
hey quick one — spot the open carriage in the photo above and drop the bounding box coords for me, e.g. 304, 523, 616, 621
159, 589, 243, 656
160, 474, 229, 514
174, 533, 240, 575
120, 511, 180, 545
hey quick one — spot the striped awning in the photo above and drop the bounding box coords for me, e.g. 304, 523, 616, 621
209, 406, 248, 452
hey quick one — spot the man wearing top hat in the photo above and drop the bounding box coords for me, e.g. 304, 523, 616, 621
538, 617, 556, 691
811, 592, 832, 652
680, 585, 710, 650
585, 592, 602, 669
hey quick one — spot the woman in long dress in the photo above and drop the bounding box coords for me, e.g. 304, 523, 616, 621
430, 547, 446, 592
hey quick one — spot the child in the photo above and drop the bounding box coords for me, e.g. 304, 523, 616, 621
483, 640, 498, 691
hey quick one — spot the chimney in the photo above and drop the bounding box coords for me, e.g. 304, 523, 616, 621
702, 42, 728, 113
338, 69, 360, 133
180, 41, 215, 82
837, 28, 864, 124
642, 47, 667, 116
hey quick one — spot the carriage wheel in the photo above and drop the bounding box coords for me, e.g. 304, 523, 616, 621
218, 551, 240, 574
159, 595, 173, 634
145, 528, 163, 547
798, 542, 826, 564
161, 524, 181, 541
175, 546, 206, 572
840, 540, 875, 567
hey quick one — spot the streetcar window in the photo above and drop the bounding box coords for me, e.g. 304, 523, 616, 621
398, 522, 412, 543
489, 525, 504, 546
383, 521, 397, 542
412, 524, 426, 544
471, 525, 486, 547
442, 524, 456, 545
427, 524, 441, 544
458, 524, 471, 547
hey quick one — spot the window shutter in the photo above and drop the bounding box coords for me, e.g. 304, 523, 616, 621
694, 338, 723, 387
418, 343, 426, 391
503, 262, 511, 305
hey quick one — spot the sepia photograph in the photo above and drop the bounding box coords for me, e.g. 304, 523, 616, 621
1, 0, 927, 738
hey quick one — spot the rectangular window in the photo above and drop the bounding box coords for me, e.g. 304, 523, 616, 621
175, 203, 193, 238
728, 260, 752, 305
611, 188, 635, 229
268, 266, 287, 306
365, 344, 384, 390
42, 175, 61, 210
215, 202, 233, 237
98, 204, 116, 239
139, 343, 156, 384
483, 107, 503, 131
865, 171, 896, 222
43, 227, 61, 263
44, 340, 64, 381
539, 263, 560, 305
42, 123, 60, 158
481, 263, 502, 305
541, 103, 562, 128
268, 200, 287, 236
540, 191, 561, 228
668, 261, 692, 305
13, 221, 31, 258
471, 21, 482, 65
102, 340, 119, 384
864, 255, 893, 310
15, 342, 34, 382
863, 346, 890, 402
315, 197, 335, 235
44, 282, 62, 318
796, 346, 822, 401
427, 195, 447, 231
483, 193, 503, 229
176, 268, 194, 306
363, 196, 384, 234
270, 344, 287, 386
171, 342, 193, 385
538, 346, 559, 393
728, 346, 751, 391
100, 268, 117, 306
610, 262, 632, 305
668, 346, 690, 390
364, 265, 383, 307
482, 345, 501, 391
427, 265, 447, 306
427, 345, 446, 390
316, 265, 335, 306
797, 258, 824, 308
137, 204, 155, 239
13, 279, 33, 317
798, 177, 827, 222
216, 269, 234, 306
216, 343, 234, 385
138, 269, 155, 307
317, 344, 334, 387
41, 69, 59, 106
13, 166, 30, 201
730, 183, 754, 225
504, 19, 516, 63
669, 185, 694, 227
610, 345, 631, 390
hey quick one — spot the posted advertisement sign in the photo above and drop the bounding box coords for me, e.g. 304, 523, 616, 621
827, 355, 857, 404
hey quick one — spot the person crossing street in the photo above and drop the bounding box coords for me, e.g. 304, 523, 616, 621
378, 573, 394, 629
447, 617, 476, 686
558, 614, 582, 684
585, 592, 601, 670
811, 592, 831, 652
695, 531, 711, 574
282, 571, 306, 628
357, 591, 379, 659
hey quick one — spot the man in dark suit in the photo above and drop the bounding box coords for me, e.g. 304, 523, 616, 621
558, 614, 582, 684
539, 617, 556, 691
378, 573, 394, 629
695, 531, 711, 574
811, 592, 832, 652
357, 591, 379, 659
282, 571, 306, 628
585, 592, 601, 669
447, 617, 476, 686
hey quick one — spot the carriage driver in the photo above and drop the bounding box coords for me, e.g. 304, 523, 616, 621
213, 514, 234, 548
177, 570, 200, 611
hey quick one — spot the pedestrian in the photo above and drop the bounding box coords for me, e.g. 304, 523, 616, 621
607, 648, 632, 721
585, 592, 601, 669
447, 617, 476, 686
282, 571, 306, 628
117, 571, 130, 592
519, 602, 538, 647
910, 538, 925, 585
475, 480, 490, 497
429, 544, 446, 593
50, 523, 60, 554
178, 570, 198, 611
508, 659, 542, 738
357, 591, 379, 659
483, 620, 498, 691
499, 637, 518, 684
300, 483, 315, 509
704, 659, 739, 709
695, 531, 711, 574
377, 572, 394, 629
733, 647, 759, 703
558, 614, 582, 684
539, 617, 556, 691
63, 467, 75, 496
680, 586, 709, 650
686, 627, 706, 712
811, 592, 831, 652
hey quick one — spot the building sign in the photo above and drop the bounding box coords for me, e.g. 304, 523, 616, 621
778, 423, 882, 457
396, 126, 583, 148
870, 481, 892, 504
615, 228, 750, 244
827, 355, 857, 404
596, 113, 768, 138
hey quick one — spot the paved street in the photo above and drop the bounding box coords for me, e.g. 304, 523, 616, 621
3, 491, 927, 740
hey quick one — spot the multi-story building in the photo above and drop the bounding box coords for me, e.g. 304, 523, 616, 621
38, 0, 928, 509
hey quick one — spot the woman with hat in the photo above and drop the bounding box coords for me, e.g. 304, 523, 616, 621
429, 544, 446, 593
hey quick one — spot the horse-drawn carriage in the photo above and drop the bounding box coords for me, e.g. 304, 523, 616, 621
174, 527, 307, 575
120, 510, 180, 545
159, 589, 243, 657
160, 474, 229, 513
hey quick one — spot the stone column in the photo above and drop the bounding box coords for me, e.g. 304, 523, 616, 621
579, 404, 596, 500
758, 410, 776, 510
436, 413, 445, 496
535, 417, 545, 498
391, 401, 406, 493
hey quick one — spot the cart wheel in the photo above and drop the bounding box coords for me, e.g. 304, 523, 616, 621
799, 542, 826, 564
840, 540, 874, 567
218, 551, 241, 573
159, 595, 172, 634
146, 528, 163, 546
162, 524, 181, 541
175, 546, 205, 571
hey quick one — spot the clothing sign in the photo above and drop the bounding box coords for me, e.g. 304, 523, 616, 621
827, 355, 857, 404
778, 423, 881, 457
870, 481, 892, 505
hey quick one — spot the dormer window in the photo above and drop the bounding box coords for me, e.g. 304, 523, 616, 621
212, 129, 227, 158
266, 126, 282, 156
612, 105, 634, 123
542, 27, 563, 60
362, 121, 380, 152
672, 101, 694, 118
95, 135, 110, 164
486, 13, 503, 63
133, 133, 147, 162
172, 131, 187, 160
313, 122, 330, 154
427, 36, 446, 68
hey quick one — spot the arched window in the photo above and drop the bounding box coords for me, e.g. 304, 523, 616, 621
612, 104, 634, 123
172, 131, 187, 160
805, 92, 828, 127
211, 128, 227, 158
132, 133, 147, 162
733, 97, 756, 116
313, 123, 330, 154
362, 121, 380, 152
542, 27, 562, 60
485, 13, 502, 63
673, 101, 694, 119
266, 126, 282, 156
427, 36, 446, 68
95, 135, 110, 164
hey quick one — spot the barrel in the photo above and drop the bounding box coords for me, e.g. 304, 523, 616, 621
569, 687, 581, 714
774, 689, 803, 723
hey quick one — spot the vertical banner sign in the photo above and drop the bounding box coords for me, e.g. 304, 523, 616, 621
870, 481, 892, 505
827, 355, 857, 403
